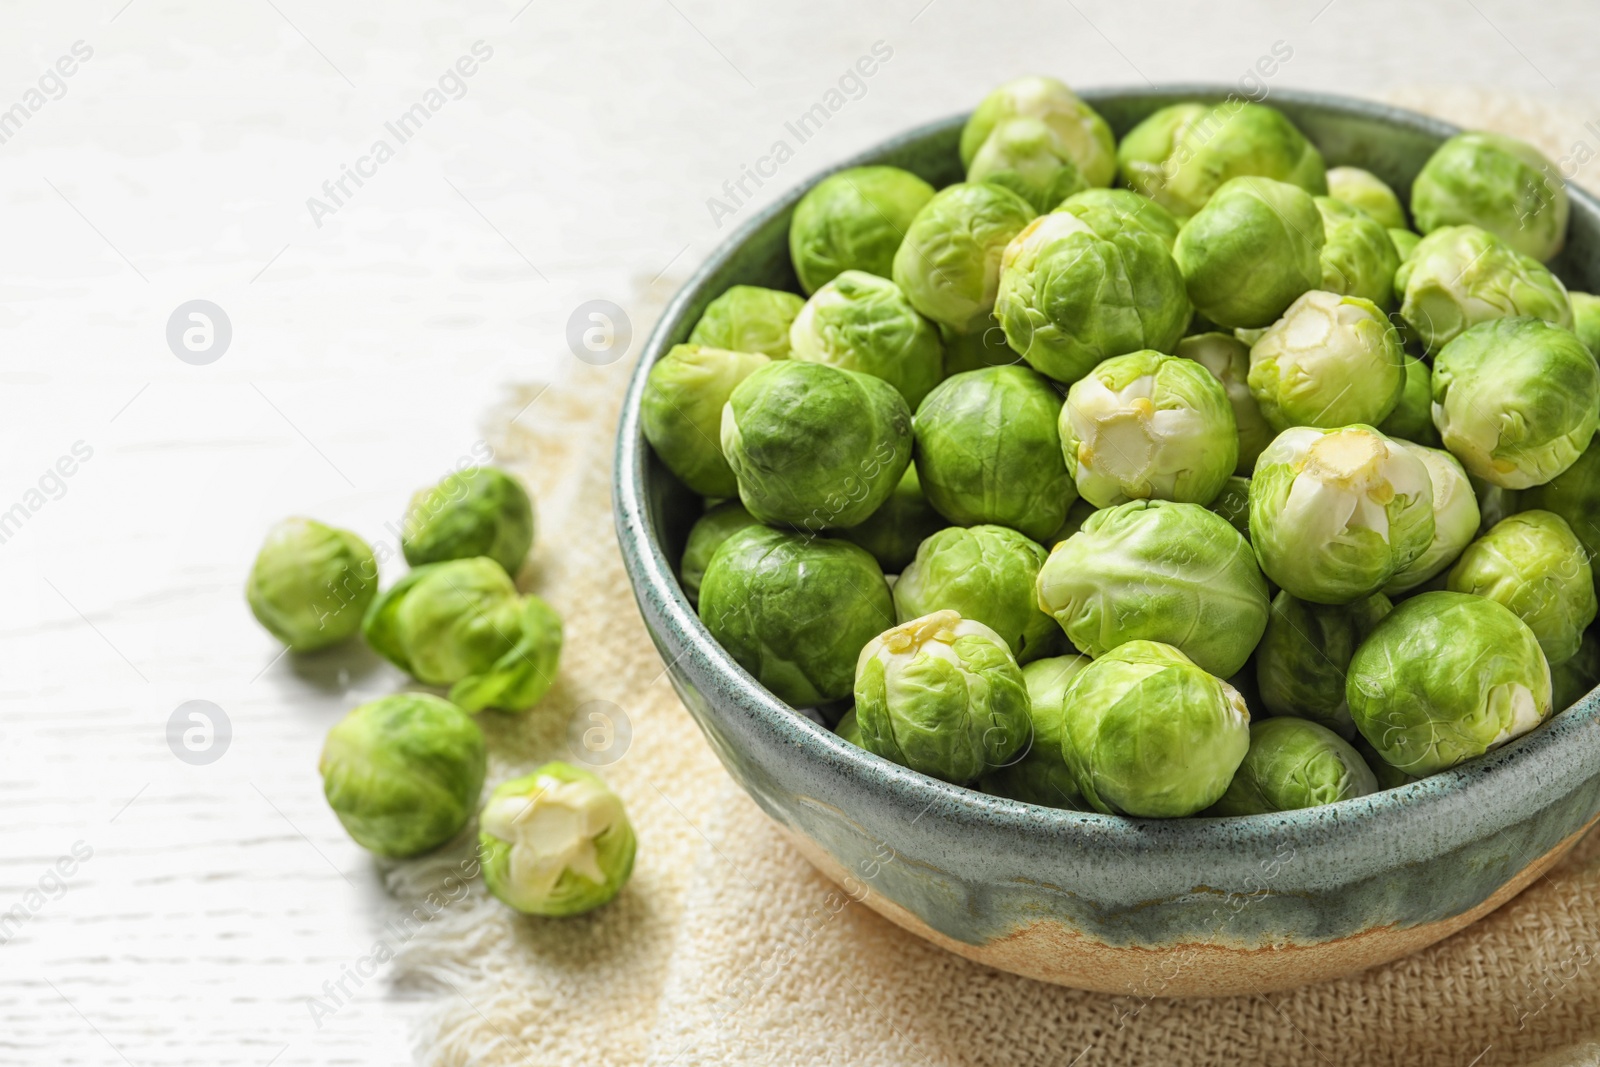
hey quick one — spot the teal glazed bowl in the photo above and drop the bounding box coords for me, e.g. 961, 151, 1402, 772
614, 87, 1600, 995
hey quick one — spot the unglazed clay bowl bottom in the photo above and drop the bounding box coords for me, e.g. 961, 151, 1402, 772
613, 86, 1600, 996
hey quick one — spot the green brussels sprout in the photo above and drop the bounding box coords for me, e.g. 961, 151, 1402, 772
937, 318, 1021, 375
835, 706, 864, 746
1315, 196, 1403, 310
679, 501, 759, 602
1353, 736, 1419, 791
1432, 316, 1600, 489
687, 285, 805, 359
1173, 176, 1326, 330
995, 213, 1191, 385
1116, 102, 1327, 219
1384, 442, 1481, 595
1176, 332, 1273, 474
246, 517, 377, 652
789, 166, 936, 295
362, 558, 563, 713
959, 76, 1117, 187
1247, 291, 1404, 433
722, 360, 912, 530
1255, 591, 1392, 738
788, 270, 944, 408
1249, 425, 1435, 603
913, 365, 1075, 541
892, 183, 1037, 334
854, 610, 1030, 783
1411, 131, 1568, 261
1526, 440, 1600, 594
967, 117, 1089, 212
319, 693, 486, 858
1209, 717, 1378, 815
833, 465, 947, 575
1394, 225, 1572, 353
641, 344, 770, 498
1375, 354, 1441, 448
1060, 349, 1237, 507
1447, 511, 1597, 667
1552, 629, 1600, 710
1043, 497, 1099, 548
401, 467, 534, 577
1388, 228, 1422, 262
978, 654, 1090, 808
478, 762, 635, 917
893, 524, 1060, 664
1347, 591, 1552, 775
1037, 499, 1270, 677
1061, 640, 1251, 817
699, 525, 893, 705
1326, 166, 1408, 230
1055, 188, 1182, 250
1209, 475, 1252, 538
1571, 292, 1600, 357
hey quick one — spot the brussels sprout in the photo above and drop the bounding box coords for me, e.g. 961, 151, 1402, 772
979, 654, 1090, 808
1247, 291, 1405, 432
478, 762, 635, 917
1388, 228, 1422, 262
687, 285, 805, 359
1255, 591, 1392, 737
1571, 291, 1600, 358
246, 517, 377, 652
722, 360, 912, 530
967, 117, 1089, 212
1347, 591, 1552, 776
362, 559, 563, 713
913, 366, 1075, 542
1326, 166, 1408, 230
1054, 188, 1182, 250
1384, 442, 1481, 594
1209, 475, 1252, 538
1447, 511, 1597, 667
938, 318, 1020, 375
1432, 316, 1600, 489
788, 270, 944, 408
1060, 349, 1237, 507
1249, 425, 1434, 603
892, 182, 1036, 334
995, 213, 1191, 385
402, 467, 535, 577
834, 465, 947, 575
1394, 225, 1572, 353
893, 524, 1059, 664
789, 166, 936, 295
959, 76, 1116, 187
1526, 440, 1600, 593
1037, 499, 1270, 677
1176, 332, 1273, 474
1043, 497, 1099, 547
319, 693, 486, 858
1315, 197, 1402, 310
1354, 736, 1419, 791
835, 706, 864, 746
1060, 640, 1251, 817
1173, 176, 1326, 330
1552, 630, 1600, 710
1375, 354, 1440, 448
1116, 102, 1327, 219
699, 525, 893, 705
854, 610, 1030, 783
641, 344, 771, 498
1209, 717, 1378, 815
679, 501, 759, 602
1411, 131, 1568, 261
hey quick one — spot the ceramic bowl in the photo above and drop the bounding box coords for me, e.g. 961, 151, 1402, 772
613, 86, 1600, 995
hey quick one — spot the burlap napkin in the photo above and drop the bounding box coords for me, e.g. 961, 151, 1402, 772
385, 89, 1600, 1067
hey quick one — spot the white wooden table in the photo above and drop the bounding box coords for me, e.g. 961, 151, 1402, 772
3, 1, 1597, 1062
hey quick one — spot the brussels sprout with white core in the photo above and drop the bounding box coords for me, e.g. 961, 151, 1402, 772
1249, 425, 1435, 604
967, 117, 1089, 212
1176, 332, 1272, 474
1054, 188, 1182, 250
247, 517, 377, 652
1315, 197, 1402, 310
788, 270, 944, 408
1447, 511, 1597, 667
479, 762, 635, 917
679, 501, 759, 602
892, 182, 1036, 334
1060, 640, 1251, 817
1255, 591, 1392, 738
789, 166, 935, 295
1411, 131, 1569, 262
979, 654, 1089, 808
1247, 291, 1405, 432
1326, 166, 1408, 230
641, 344, 770, 498
853, 610, 1031, 783
1209, 717, 1378, 815
688, 286, 804, 359
893, 524, 1060, 664
402, 467, 534, 577
1059, 349, 1237, 507
1347, 591, 1552, 776
1383, 442, 1481, 594
1376, 355, 1440, 448
1394, 225, 1572, 353
1173, 176, 1326, 330
959, 76, 1116, 187
1431, 316, 1600, 489
1037, 499, 1270, 677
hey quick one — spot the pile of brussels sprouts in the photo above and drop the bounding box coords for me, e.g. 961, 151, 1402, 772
647, 75, 1600, 819
246, 467, 635, 916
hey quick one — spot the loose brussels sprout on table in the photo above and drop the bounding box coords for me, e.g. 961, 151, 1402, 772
788, 269, 944, 408
679, 501, 759, 602
893, 524, 1059, 664
247, 517, 378, 652
1315, 196, 1402, 309
1175, 332, 1272, 474
1246, 290, 1405, 432
687, 285, 804, 359
1447, 511, 1597, 667
1209, 717, 1378, 816
1325, 166, 1408, 230
641, 344, 770, 498
979, 654, 1089, 808
1256, 591, 1392, 738
402, 467, 534, 578
1411, 131, 1568, 262
892, 182, 1036, 334
1394, 225, 1572, 353
1173, 176, 1325, 330
479, 762, 635, 917
319, 693, 486, 858
960, 75, 1116, 188
789, 166, 935, 295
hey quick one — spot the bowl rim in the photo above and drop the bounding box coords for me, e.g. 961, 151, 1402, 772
614, 84, 1600, 854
